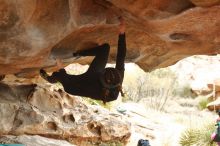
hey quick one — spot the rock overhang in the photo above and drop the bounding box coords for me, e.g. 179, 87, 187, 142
0, 0, 219, 77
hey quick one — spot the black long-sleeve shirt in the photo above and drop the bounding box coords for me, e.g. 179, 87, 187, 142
51, 34, 126, 102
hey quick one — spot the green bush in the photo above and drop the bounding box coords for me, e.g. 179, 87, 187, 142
173, 84, 197, 99
179, 121, 216, 146
83, 98, 113, 110
198, 97, 210, 110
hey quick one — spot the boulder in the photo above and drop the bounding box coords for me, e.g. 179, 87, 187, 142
207, 79, 220, 92
0, 82, 131, 145
0, 135, 76, 146
190, 0, 220, 7
207, 98, 220, 111
0, 0, 220, 77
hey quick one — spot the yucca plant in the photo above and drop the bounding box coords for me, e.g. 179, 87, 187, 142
180, 128, 199, 146
180, 121, 216, 146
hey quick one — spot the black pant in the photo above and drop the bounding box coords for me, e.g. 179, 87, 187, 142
50, 33, 126, 102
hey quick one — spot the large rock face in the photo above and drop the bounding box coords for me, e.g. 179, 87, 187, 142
191, 0, 220, 7
0, 0, 219, 77
0, 135, 77, 146
0, 81, 131, 145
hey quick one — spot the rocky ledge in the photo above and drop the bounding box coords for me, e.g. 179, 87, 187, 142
0, 81, 131, 146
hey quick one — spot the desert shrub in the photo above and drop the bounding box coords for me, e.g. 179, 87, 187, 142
125, 68, 177, 99
173, 84, 196, 99
123, 68, 178, 111
198, 97, 210, 110
123, 65, 198, 110
179, 121, 216, 146
83, 98, 114, 110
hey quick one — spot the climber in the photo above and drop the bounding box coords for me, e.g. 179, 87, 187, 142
211, 110, 220, 145
40, 17, 126, 103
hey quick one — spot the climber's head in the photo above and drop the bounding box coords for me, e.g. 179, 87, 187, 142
103, 68, 121, 86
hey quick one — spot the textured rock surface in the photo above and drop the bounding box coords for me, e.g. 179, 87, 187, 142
0, 135, 76, 146
0, 0, 220, 77
206, 79, 220, 111
0, 82, 131, 145
190, 0, 220, 7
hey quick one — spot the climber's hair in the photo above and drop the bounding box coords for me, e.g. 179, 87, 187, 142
103, 68, 121, 85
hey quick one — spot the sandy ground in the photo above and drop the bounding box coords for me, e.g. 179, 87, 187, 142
114, 100, 216, 146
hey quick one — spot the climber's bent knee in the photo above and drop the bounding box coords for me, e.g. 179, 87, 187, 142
101, 43, 110, 51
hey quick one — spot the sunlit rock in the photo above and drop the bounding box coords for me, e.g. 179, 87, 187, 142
0, 0, 219, 77
0, 82, 131, 145
190, 0, 220, 7
0, 135, 76, 146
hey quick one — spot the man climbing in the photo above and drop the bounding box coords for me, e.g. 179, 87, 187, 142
40, 17, 126, 103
